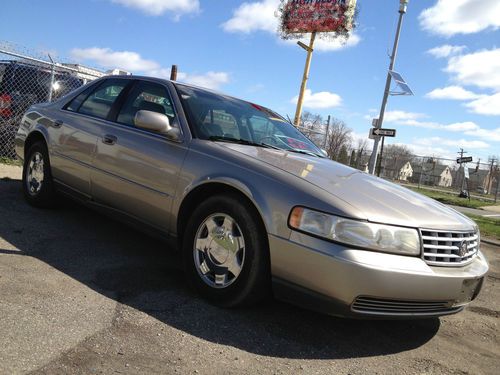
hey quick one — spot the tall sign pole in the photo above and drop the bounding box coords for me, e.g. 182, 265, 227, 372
294, 32, 316, 126
279, 0, 358, 126
368, 0, 409, 175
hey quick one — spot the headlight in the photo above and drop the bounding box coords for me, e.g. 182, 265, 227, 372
289, 207, 420, 256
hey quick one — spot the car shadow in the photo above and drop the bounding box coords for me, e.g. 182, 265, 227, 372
0, 179, 440, 360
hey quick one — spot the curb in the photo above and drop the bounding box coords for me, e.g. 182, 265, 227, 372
482, 239, 500, 247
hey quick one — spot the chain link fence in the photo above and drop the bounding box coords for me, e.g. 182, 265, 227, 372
0, 41, 104, 160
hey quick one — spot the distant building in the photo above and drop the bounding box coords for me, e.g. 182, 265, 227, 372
60, 63, 105, 83
397, 161, 413, 181
105, 68, 132, 76
455, 167, 499, 194
411, 163, 453, 187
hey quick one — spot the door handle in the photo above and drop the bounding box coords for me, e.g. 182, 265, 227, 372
53, 119, 63, 128
102, 134, 117, 145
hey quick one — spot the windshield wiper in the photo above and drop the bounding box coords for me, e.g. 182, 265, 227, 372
287, 148, 324, 158
209, 136, 323, 157
209, 136, 276, 149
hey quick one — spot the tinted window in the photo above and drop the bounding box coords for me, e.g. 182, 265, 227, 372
65, 83, 99, 112
202, 110, 239, 138
117, 81, 175, 127
78, 79, 127, 120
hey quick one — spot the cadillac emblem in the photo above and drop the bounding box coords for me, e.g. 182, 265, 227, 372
458, 240, 468, 258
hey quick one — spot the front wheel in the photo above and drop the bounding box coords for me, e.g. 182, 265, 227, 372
182, 195, 270, 307
22, 141, 56, 208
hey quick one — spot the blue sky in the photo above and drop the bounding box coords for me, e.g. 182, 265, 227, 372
2, 0, 499, 161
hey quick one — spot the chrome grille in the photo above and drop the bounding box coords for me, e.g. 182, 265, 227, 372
420, 229, 479, 266
351, 296, 459, 315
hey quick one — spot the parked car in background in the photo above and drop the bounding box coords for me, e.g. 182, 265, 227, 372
14, 75, 488, 318
0, 60, 83, 120
0, 60, 83, 158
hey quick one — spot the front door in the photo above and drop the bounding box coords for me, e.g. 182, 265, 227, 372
90, 80, 188, 232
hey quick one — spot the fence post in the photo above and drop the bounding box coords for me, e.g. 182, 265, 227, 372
47, 54, 55, 102
495, 176, 499, 203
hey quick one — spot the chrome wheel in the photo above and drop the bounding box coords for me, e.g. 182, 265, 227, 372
193, 213, 245, 289
26, 151, 44, 196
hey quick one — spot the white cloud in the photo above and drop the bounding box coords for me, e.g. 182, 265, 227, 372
145, 69, 230, 89
442, 122, 480, 131
369, 110, 483, 133
71, 47, 229, 90
402, 142, 455, 159
427, 45, 466, 59
401, 119, 479, 132
465, 127, 500, 142
291, 89, 342, 109
419, 0, 500, 37
382, 110, 426, 123
177, 71, 230, 90
110, 0, 199, 16
445, 48, 500, 90
465, 93, 500, 116
415, 137, 490, 150
71, 47, 160, 71
425, 86, 481, 100
222, 0, 279, 34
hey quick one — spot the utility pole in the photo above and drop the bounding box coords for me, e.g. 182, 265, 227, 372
368, 0, 409, 175
294, 32, 316, 127
495, 170, 499, 203
458, 148, 468, 193
323, 115, 331, 150
487, 157, 498, 194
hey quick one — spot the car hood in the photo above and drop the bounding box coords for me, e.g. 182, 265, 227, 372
218, 143, 475, 231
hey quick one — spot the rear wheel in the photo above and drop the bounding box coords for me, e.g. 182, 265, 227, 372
22, 141, 56, 208
182, 195, 270, 307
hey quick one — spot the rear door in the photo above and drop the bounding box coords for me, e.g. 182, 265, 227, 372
90, 79, 188, 232
50, 78, 130, 196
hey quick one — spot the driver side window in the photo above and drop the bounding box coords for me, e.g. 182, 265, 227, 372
117, 81, 176, 128
248, 116, 284, 142
202, 110, 240, 138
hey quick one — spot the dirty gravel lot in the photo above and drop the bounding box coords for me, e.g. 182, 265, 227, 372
0, 166, 498, 375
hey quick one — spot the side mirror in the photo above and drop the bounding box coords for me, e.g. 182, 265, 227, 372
134, 110, 180, 141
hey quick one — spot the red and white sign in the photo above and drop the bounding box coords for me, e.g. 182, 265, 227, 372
282, 0, 357, 34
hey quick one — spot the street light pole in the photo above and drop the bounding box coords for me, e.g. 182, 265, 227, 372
368, 0, 409, 175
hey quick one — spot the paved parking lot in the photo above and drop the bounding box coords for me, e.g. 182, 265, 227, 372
0, 169, 499, 374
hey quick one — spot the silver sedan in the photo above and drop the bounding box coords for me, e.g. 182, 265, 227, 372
15, 76, 488, 318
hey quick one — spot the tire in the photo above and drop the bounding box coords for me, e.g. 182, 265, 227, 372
22, 141, 57, 208
182, 194, 270, 307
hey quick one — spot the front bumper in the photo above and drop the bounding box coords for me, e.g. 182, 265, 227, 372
269, 232, 489, 318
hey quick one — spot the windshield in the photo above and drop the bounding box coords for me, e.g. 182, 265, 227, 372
176, 84, 323, 156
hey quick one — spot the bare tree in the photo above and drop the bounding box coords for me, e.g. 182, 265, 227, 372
325, 118, 352, 161
299, 111, 325, 146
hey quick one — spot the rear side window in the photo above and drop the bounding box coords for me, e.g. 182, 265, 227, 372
77, 79, 127, 120
65, 83, 99, 112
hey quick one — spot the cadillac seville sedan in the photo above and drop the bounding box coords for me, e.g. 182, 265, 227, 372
15, 75, 488, 318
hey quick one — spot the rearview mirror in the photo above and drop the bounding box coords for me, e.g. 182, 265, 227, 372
134, 110, 180, 141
